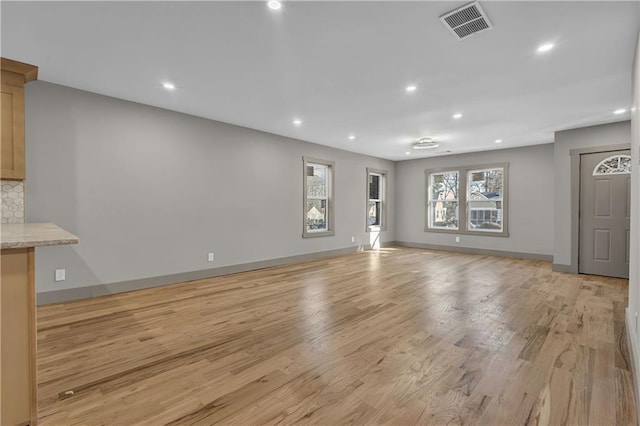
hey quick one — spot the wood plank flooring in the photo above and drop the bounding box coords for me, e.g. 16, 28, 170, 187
36, 247, 637, 425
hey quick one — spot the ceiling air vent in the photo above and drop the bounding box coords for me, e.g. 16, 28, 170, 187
440, 2, 493, 40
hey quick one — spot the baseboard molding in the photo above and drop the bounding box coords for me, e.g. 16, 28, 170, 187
393, 241, 553, 262
37, 245, 362, 305
552, 263, 578, 274
626, 308, 640, 424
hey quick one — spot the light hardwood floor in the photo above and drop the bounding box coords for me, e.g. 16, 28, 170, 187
36, 247, 637, 425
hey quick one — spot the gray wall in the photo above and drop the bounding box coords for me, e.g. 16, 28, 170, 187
394, 144, 554, 257
25, 81, 395, 294
553, 121, 631, 267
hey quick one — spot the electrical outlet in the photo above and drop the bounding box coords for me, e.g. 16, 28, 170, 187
455, 236, 461, 243
208, 252, 215, 262
351, 236, 355, 243
55, 269, 66, 281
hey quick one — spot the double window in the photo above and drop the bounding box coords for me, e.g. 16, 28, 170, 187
366, 168, 387, 231
303, 157, 334, 237
426, 163, 508, 236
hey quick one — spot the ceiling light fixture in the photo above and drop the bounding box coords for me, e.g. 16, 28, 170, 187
267, 0, 282, 10
537, 43, 554, 53
293, 119, 302, 126
348, 135, 356, 140
162, 82, 175, 90
613, 108, 627, 115
405, 151, 411, 155
495, 139, 503, 144
412, 137, 440, 150
406, 85, 417, 92
453, 113, 463, 119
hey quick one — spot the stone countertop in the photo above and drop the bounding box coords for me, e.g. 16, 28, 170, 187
1, 223, 79, 249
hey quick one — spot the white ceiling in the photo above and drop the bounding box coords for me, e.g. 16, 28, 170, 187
2, 1, 639, 161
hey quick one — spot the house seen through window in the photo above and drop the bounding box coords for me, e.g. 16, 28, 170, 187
303, 157, 334, 237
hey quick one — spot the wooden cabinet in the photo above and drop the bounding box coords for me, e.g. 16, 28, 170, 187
1, 58, 38, 180
1, 248, 37, 425
0, 224, 78, 426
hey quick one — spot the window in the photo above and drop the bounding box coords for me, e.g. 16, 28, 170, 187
467, 167, 504, 232
428, 170, 460, 230
366, 168, 387, 231
303, 157, 334, 237
593, 155, 632, 175
426, 163, 508, 236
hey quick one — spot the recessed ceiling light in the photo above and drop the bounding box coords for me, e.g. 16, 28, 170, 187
267, 0, 282, 10
348, 135, 356, 140
405, 151, 411, 155
162, 82, 175, 90
406, 85, 417, 92
537, 43, 554, 53
453, 113, 463, 119
293, 119, 302, 126
613, 108, 627, 115
495, 139, 503, 144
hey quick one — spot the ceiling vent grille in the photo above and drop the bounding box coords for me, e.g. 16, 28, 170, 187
440, 2, 493, 40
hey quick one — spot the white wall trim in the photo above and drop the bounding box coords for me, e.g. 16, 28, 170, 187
626, 308, 640, 424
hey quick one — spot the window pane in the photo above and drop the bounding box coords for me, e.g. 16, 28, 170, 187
306, 199, 327, 231
603, 157, 619, 169
468, 168, 503, 200
431, 172, 459, 201
620, 156, 632, 173
469, 201, 502, 231
430, 201, 458, 229
369, 174, 380, 199
307, 164, 327, 198
468, 168, 503, 232
368, 201, 381, 226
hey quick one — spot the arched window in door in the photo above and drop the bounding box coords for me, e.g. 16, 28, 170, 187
593, 155, 632, 175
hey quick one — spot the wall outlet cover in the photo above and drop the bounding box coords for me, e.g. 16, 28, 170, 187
55, 269, 66, 281
208, 252, 215, 262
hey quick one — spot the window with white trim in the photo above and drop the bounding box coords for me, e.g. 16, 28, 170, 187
303, 157, 334, 237
367, 168, 387, 231
426, 163, 509, 236
427, 170, 460, 230
593, 155, 632, 175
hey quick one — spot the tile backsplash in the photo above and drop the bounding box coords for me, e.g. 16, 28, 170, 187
1, 180, 25, 224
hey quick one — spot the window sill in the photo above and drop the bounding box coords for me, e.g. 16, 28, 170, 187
424, 227, 509, 238
303, 230, 335, 238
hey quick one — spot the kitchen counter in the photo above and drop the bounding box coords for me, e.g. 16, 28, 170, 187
1, 222, 79, 249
